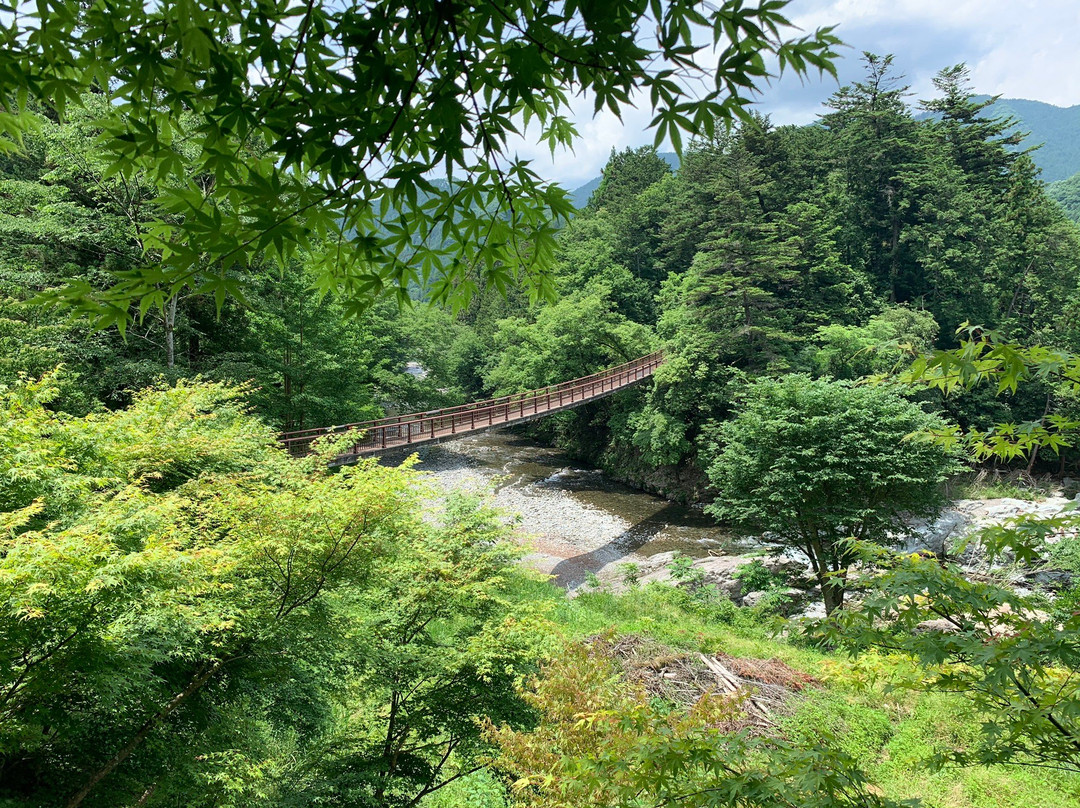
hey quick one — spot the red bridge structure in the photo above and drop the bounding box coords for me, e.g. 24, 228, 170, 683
280, 351, 663, 463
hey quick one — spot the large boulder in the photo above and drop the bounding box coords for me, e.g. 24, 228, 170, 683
902, 496, 1075, 569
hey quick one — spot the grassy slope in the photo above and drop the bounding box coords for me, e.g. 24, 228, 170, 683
435, 578, 1080, 808
568, 584, 1080, 808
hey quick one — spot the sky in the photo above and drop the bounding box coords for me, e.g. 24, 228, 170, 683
523, 0, 1080, 190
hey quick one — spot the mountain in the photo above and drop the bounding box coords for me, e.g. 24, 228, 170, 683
1047, 170, 1080, 221
570, 151, 679, 209
974, 97, 1080, 183
570, 175, 602, 210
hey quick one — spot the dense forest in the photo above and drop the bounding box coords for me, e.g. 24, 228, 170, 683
5, 21, 1080, 808
452, 58, 1080, 498
8, 59, 1080, 487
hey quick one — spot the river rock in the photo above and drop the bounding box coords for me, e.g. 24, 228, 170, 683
790, 601, 827, 620
903, 496, 1077, 569
633, 552, 810, 603
741, 590, 767, 608
740, 587, 805, 609
913, 618, 959, 634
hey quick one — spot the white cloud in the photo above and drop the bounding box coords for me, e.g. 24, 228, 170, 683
509, 1, 1080, 187
503, 94, 660, 190
787, 0, 1080, 106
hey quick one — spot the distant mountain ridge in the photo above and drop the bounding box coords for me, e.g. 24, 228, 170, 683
969, 96, 1080, 183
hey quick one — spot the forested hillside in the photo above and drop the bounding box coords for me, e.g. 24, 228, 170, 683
4, 8, 1080, 803
458, 59, 1080, 498
972, 95, 1080, 182
1048, 169, 1080, 221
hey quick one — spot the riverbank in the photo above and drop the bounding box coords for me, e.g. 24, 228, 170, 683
398, 429, 1079, 603
396, 429, 747, 588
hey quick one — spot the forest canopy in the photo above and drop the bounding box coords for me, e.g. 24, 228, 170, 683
0, 0, 839, 326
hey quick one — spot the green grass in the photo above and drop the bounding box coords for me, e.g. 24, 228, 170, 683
949, 473, 1053, 502
783, 689, 1080, 807
497, 577, 1080, 808
553, 582, 831, 670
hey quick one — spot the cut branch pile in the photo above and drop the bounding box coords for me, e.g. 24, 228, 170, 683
587, 634, 819, 732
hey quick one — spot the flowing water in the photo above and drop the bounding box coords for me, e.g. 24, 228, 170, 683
387, 428, 752, 588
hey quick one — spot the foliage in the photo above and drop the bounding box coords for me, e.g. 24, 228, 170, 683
902, 328, 1080, 464
804, 306, 939, 380
704, 375, 958, 613
0, 374, 547, 808
0, 102, 461, 425
535, 57, 1080, 484
535, 577, 1080, 804
489, 641, 900, 808
666, 551, 706, 586
0, 0, 839, 322
484, 293, 653, 395
0, 368, 275, 519
732, 558, 787, 595
1047, 170, 1080, 222
587, 146, 673, 212
617, 561, 642, 587
818, 539, 1080, 774
817, 330, 1080, 778
481, 291, 654, 454
549, 582, 1080, 806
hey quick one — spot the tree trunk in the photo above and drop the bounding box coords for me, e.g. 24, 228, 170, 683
164, 294, 178, 370
132, 783, 156, 806
821, 575, 846, 616
807, 534, 846, 616
66, 660, 224, 808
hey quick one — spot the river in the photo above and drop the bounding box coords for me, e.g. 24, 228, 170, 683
389, 428, 752, 589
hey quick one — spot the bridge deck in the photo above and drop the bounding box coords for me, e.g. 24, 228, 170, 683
280, 351, 663, 462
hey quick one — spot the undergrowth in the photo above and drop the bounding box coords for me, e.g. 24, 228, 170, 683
423, 579, 1080, 808
949, 471, 1055, 502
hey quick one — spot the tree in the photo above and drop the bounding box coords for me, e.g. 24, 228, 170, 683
819, 331, 1080, 773
920, 64, 1022, 185
587, 146, 672, 211
802, 305, 939, 380
704, 375, 957, 614
481, 291, 654, 457
484, 292, 654, 396
820, 53, 920, 304
0, 101, 468, 424
0, 371, 546, 808
0, 1, 839, 324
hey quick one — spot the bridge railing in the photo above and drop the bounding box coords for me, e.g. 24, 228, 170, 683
280, 350, 663, 458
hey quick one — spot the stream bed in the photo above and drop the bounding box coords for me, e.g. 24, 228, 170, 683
381, 429, 1078, 597
386, 429, 751, 589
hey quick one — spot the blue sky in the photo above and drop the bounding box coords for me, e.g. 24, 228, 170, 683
523, 0, 1080, 188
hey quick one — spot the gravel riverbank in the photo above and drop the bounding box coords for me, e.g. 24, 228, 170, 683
392, 430, 1080, 599
397, 430, 736, 589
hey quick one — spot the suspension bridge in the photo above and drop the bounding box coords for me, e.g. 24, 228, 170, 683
280, 351, 663, 464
